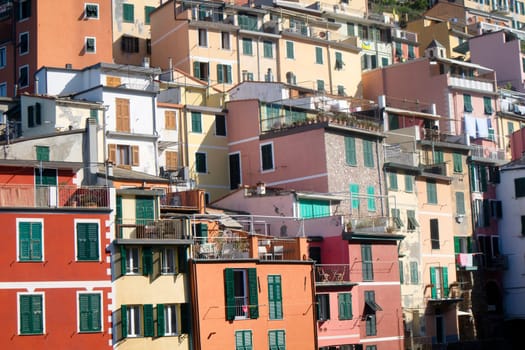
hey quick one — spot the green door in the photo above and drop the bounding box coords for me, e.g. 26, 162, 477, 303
136, 196, 155, 226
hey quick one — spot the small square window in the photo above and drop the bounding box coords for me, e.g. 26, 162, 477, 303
85, 3, 99, 19
198, 28, 207, 47
18, 0, 31, 21
0, 46, 6, 68
19, 32, 29, 55
19, 65, 29, 88
195, 152, 207, 173
261, 143, 274, 171
85, 37, 96, 53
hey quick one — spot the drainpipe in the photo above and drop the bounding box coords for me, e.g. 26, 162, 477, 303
257, 36, 261, 82
103, 105, 109, 186
326, 44, 333, 95
152, 92, 159, 176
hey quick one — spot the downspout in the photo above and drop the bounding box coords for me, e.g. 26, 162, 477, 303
236, 28, 242, 82
103, 105, 109, 186
257, 36, 261, 81
376, 108, 385, 216
152, 93, 159, 176
326, 44, 333, 95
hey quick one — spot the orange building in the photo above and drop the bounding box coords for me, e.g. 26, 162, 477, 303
0, 0, 113, 97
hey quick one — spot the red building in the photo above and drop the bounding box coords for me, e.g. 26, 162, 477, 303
0, 161, 112, 349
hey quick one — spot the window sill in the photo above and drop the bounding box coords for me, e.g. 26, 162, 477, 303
78, 330, 102, 334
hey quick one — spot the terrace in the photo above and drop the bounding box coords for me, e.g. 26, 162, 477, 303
116, 217, 190, 241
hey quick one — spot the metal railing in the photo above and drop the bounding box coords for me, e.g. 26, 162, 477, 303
116, 218, 188, 240
470, 145, 506, 161
0, 184, 109, 208
234, 297, 249, 318
315, 264, 350, 283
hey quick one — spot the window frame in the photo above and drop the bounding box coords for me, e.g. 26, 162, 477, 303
160, 303, 178, 336
0, 46, 6, 68
84, 3, 99, 19
18, 0, 31, 21
215, 114, 226, 136
430, 218, 440, 250
125, 304, 141, 337
74, 220, 100, 262
164, 110, 176, 130
0, 82, 6, 97
268, 329, 286, 350
337, 292, 353, 320
225, 268, 259, 321
268, 275, 283, 320
235, 330, 253, 350
122, 3, 134, 23
286, 41, 294, 59
315, 46, 323, 64
18, 292, 45, 335
19, 64, 29, 88
161, 247, 176, 274
410, 261, 419, 284
463, 94, 473, 112
19, 32, 29, 56
221, 31, 231, 50
389, 171, 398, 190
242, 38, 253, 55
85, 36, 96, 54
363, 140, 374, 168
191, 111, 202, 133
426, 180, 437, 204
515, 177, 525, 197
361, 244, 374, 281
316, 293, 330, 321
263, 40, 273, 58
77, 291, 103, 333
17, 218, 44, 262
260, 142, 275, 172
405, 174, 413, 192
195, 152, 207, 174
198, 28, 208, 47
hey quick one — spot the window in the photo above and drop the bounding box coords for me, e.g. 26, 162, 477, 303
463, 94, 473, 112
363, 140, 374, 167
470, 164, 487, 193
76, 222, 99, 261
410, 261, 419, 284
238, 13, 258, 30
399, 260, 404, 284
193, 61, 209, 81
242, 38, 252, 55
85, 37, 96, 53
85, 3, 99, 19
215, 115, 226, 136
405, 175, 413, 192
490, 200, 502, 219
345, 137, 356, 165
407, 210, 419, 230
122, 246, 140, 274
522, 216, 525, 236
366, 346, 377, 350
123, 305, 141, 337
18, 0, 31, 21
335, 51, 344, 70
165, 151, 178, 171
144, 6, 155, 25
36, 146, 49, 162
19, 32, 29, 55
268, 330, 286, 350
161, 248, 176, 274
430, 218, 440, 249
0, 82, 6, 97
165, 110, 176, 130
191, 112, 202, 133
18, 220, 43, 261
158, 304, 178, 336
268, 275, 283, 320
316, 294, 330, 321
364, 291, 377, 336
299, 199, 330, 218
78, 292, 102, 332
433, 150, 444, 164
484, 96, 493, 114
235, 330, 253, 350
508, 121, 515, 135
195, 152, 207, 173
408, 45, 415, 59
220, 31, 231, 50
392, 208, 403, 228
362, 244, 374, 281
216, 64, 232, 84
19, 293, 44, 335
453, 153, 462, 173
389, 172, 398, 190
19, 65, 29, 88
225, 268, 259, 320
111, 144, 139, 167
261, 143, 274, 171
426, 180, 437, 204
395, 42, 402, 57
198, 28, 207, 47
316, 80, 324, 92
315, 46, 323, 64
367, 186, 376, 211
337, 85, 345, 96
121, 36, 139, 53
350, 183, 359, 209
123, 3, 134, 22
0, 46, 6, 68
346, 22, 354, 36
286, 41, 294, 59
515, 177, 525, 197
430, 267, 449, 299
338, 293, 352, 320
455, 192, 465, 215
263, 41, 273, 58
27, 103, 41, 128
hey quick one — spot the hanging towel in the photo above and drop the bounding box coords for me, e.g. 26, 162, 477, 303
458, 253, 473, 267
464, 115, 476, 138
476, 118, 489, 138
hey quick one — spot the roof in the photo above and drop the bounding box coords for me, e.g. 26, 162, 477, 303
97, 165, 169, 183
0, 159, 84, 170
426, 39, 446, 49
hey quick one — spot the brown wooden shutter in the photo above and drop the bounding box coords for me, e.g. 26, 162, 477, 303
108, 144, 116, 164
132, 145, 139, 166
166, 151, 178, 170
165, 111, 176, 130
116, 98, 130, 132
106, 76, 121, 87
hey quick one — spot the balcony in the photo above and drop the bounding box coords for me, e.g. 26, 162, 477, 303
315, 264, 353, 285
161, 190, 204, 211
0, 184, 109, 208
0, 0, 12, 19
385, 146, 419, 167
116, 218, 189, 241
470, 145, 506, 163
448, 75, 495, 93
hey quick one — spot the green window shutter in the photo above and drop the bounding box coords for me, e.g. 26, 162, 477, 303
157, 304, 165, 336
347, 22, 354, 36
317, 80, 324, 92
480, 166, 488, 192
410, 262, 418, 284
263, 41, 273, 58
145, 6, 155, 25
121, 305, 128, 338
20, 294, 43, 334
142, 247, 153, 276
19, 222, 31, 260
143, 304, 154, 337
224, 268, 235, 320
120, 245, 127, 276
408, 45, 415, 59
367, 186, 376, 211
36, 146, 49, 161
463, 94, 473, 112
345, 137, 356, 165
350, 183, 359, 209
79, 293, 101, 332
315, 47, 323, 64
399, 261, 404, 284
193, 61, 201, 79
268, 275, 283, 320
389, 172, 398, 190
337, 85, 345, 95
79, 294, 90, 332
217, 64, 224, 83
508, 121, 515, 135
19, 222, 42, 261
484, 96, 493, 114
226, 65, 232, 83
453, 153, 462, 173
363, 140, 374, 167
286, 41, 294, 59
191, 112, 202, 133
77, 222, 99, 261
248, 268, 259, 319
236, 330, 253, 350
430, 267, 437, 299
427, 180, 437, 204
123, 4, 134, 22
469, 164, 476, 192
454, 236, 461, 254
180, 303, 190, 334
392, 208, 403, 228
361, 244, 373, 281
242, 38, 252, 55
405, 175, 413, 192
335, 51, 343, 69
197, 223, 208, 244
338, 293, 352, 320
483, 199, 490, 227
442, 267, 449, 297
434, 150, 444, 163
456, 192, 465, 215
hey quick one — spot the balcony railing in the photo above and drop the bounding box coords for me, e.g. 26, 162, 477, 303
0, 184, 109, 208
234, 296, 249, 319
116, 218, 188, 240
470, 145, 506, 162
448, 75, 495, 93
315, 264, 350, 284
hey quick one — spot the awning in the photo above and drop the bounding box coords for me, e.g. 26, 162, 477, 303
365, 299, 383, 312
457, 310, 472, 316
